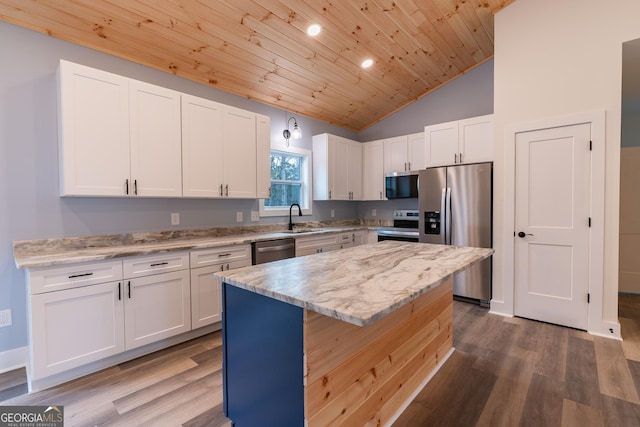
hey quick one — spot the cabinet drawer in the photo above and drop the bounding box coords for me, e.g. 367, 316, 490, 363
123, 251, 189, 278
295, 234, 339, 251
28, 260, 123, 295
190, 245, 251, 268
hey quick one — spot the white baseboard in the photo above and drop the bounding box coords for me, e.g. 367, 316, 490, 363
0, 346, 28, 374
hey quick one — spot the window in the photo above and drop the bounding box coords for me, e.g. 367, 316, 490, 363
259, 147, 312, 217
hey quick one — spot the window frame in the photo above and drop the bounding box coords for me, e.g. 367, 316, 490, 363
259, 146, 313, 217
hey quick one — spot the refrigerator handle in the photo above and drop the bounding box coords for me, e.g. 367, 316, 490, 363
440, 188, 447, 243
446, 187, 452, 245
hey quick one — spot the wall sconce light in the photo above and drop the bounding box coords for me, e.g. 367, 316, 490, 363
283, 116, 302, 146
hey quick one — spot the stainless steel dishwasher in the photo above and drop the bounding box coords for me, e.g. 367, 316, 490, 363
252, 238, 296, 265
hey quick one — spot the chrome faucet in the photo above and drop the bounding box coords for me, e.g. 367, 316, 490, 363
289, 203, 302, 230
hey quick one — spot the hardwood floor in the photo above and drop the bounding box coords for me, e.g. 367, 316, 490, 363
2, 296, 640, 426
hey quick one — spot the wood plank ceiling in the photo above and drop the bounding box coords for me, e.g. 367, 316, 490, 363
0, 0, 515, 131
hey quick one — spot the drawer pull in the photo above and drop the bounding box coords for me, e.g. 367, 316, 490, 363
118, 282, 122, 301
128, 281, 131, 299
218, 253, 232, 258
150, 262, 169, 267
68, 272, 94, 279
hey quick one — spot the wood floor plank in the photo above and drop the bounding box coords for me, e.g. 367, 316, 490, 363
519, 373, 563, 427
4, 300, 640, 426
620, 317, 640, 362
594, 336, 640, 404
564, 335, 601, 408
560, 399, 604, 427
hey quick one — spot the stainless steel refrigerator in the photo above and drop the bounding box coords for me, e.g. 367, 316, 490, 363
418, 163, 492, 306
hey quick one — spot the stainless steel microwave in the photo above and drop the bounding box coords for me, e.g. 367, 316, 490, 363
385, 171, 419, 199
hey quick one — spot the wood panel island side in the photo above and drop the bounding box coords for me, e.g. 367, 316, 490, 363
214, 241, 493, 427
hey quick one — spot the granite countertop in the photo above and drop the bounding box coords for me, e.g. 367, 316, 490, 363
12, 221, 386, 269
214, 240, 494, 327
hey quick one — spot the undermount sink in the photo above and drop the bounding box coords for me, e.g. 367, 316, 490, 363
283, 228, 324, 234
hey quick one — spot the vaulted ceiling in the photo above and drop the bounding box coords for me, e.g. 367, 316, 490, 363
0, 0, 515, 131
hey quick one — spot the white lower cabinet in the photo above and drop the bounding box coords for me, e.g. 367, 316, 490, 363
123, 269, 191, 350
295, 231, 365, 257
190, 245, 251, 329
30, 280, 125, 379
26, 252, 191, 383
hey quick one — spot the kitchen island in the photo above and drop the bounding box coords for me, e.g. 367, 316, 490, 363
214, 240, 493, 427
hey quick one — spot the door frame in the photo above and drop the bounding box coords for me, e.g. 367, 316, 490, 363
497, 110, 615, 338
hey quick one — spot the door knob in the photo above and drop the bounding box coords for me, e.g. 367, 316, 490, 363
517, 231, 533, 238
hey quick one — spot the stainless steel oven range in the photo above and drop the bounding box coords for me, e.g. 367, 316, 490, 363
377, 210, 419, 242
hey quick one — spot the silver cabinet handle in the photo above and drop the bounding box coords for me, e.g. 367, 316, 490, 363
225, 184, 229, 197
459, 153, 463, 163
408, 162, 411, 170
454, 153, 458, 163
134, 179, 138, 195
329, 190, 332, 199
219, 184, 223, 197
125, 179, 129, 195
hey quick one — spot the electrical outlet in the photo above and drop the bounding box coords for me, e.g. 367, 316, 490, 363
236, 211, 243, 222
171, 213, 180, 225
251, 211, 259, 221
331, 209, 335, 218
372, 209, 377, 217
0, 309, 12, 328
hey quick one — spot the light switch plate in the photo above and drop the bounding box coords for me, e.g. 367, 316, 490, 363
331, 209, 335, 218
236, 211, 243, 222
372, 209, 377, 217
251, 211, 259, 221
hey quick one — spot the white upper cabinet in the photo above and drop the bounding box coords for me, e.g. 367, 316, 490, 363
182, 98, 261, 199
58, 60, 131, 196
181, 94, 224, 198
458, 114, 494, 164
313, 134, 362, 201
256, 114, 271, 199
425, 114, 493, 167
59, 60, 268, 199
223, 106, 257, 198
348, 141, 363, 200
362, 139, 385, 201
383, 133, 426, 173
129, 80, 182, 197
58, 61, 182, 197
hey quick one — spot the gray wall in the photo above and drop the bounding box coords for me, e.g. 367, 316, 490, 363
0, 20, 493, 356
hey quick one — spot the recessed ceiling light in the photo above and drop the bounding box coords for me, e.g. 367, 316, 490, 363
361, 59, 374, 68
307, 24, 321, 37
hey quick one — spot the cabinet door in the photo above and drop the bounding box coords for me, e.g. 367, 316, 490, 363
330, 136, 350, 200
191, 258, 250, 329
425, 121, 459, 167
459, 114, 494, 164
352, 231, 365, 246
124, 270, 191, 350
407, 132, 426, 170
383, 136, 409, 173
129, 80, 183, 197
256, 114, 272, 199
182, 94, 224, 198
57, 60, 130, 196
362, 140, 385, 201
223, 106, 257, 198
348, 141, 363, 200
30, 281, 125, 379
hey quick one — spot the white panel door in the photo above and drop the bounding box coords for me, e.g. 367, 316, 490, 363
362, 140, 385, 200
407, 132, 426, 170
348, 141, 362, 200
383, 136, 408, 173
514, 123, 591, 330
256, 114, 271, 199
222, 106, 256, 198
425, 120, 459, 167
57, 60, 130, 196
330, 136, 350, 200
30, 281, 125, 378
181, 94, 224, 198
129, 80, 183, 197
124, 270, 191, 350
